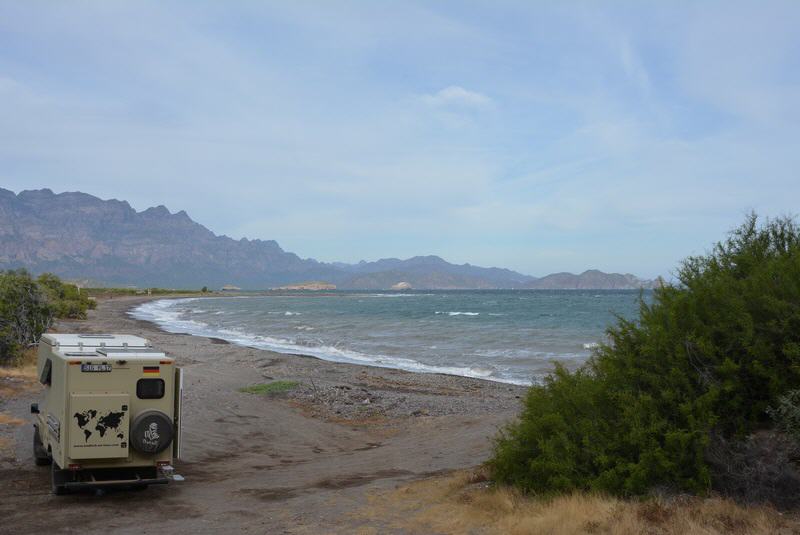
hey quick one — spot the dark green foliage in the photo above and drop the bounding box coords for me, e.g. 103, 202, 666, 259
491, 214, 800, 496
0, 270, 95, 363
0, 269, 53, 363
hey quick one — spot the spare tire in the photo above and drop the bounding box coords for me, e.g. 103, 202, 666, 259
130, 410, 173, 454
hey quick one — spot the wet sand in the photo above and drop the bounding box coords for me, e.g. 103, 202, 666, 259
0, 295, 525, 534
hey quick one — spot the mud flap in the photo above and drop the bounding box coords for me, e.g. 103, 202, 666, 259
174, 367, 183, 459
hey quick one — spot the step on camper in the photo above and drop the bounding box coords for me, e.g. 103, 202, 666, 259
31, 334, 183, 494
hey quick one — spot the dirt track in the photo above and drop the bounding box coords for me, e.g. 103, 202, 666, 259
0, 296, 524, 534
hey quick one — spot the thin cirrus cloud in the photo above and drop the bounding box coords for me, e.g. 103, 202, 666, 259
0, 1, 798, 279
421, 86, 494, 108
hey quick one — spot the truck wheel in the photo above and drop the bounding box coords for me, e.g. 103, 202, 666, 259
33, 428, 51, 466
51, 463, 67, 495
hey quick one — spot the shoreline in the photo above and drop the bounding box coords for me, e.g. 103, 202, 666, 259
125, 295, 528, 418
128, 294, 539, 387
1, 294, 525, 533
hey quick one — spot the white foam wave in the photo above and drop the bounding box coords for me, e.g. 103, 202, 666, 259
468, 365, 496, 377
583, 342, 600, 350
364, 293, 433, 298
435, 311, 480, 316
130, 299, 531, 386
284, 311, 301, 316
130, 298, 210, 333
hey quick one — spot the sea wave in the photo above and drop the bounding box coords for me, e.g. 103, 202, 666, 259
583, 342, 600, 349
364, 293, 434, 298
130, 299, 532, 386
435, 311, 480, 316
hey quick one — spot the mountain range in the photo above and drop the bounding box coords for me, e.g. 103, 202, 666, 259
0, 188, 659, 290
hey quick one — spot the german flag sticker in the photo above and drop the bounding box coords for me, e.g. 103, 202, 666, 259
143, 366, 160, 375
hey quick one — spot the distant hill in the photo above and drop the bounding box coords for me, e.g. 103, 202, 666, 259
525, 270, 658, 290
335, 255, 537, 289
0, 188, 657, 290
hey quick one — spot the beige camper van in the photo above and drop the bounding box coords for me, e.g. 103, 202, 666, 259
31, 334, 183, 494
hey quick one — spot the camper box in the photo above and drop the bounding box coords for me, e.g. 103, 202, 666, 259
31, 334, 183, 494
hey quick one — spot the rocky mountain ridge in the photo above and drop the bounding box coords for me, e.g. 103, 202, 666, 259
0, 188, 658, 290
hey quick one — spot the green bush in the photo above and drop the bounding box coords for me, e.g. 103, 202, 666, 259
0, 269, 54, 363
36, 272, 96, 319
491, 214, 800, 496
0, 270, 97, 364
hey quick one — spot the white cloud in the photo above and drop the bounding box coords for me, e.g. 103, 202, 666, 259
2, 1, 799, 278
421, 85, 493, 108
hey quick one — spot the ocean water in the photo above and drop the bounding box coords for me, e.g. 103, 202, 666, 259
131, 290, 649, 386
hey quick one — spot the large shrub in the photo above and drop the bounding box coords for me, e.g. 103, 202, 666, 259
0, 270, 94, 364
491, 215, 800, 496
0, 269, 53, 363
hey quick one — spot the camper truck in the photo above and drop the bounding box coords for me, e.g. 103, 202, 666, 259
31, 334, 183, 494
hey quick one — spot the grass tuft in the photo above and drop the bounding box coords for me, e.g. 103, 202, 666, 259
238, 380, 300, 395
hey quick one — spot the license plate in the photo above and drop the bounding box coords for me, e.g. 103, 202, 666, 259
81, 364, 112, 372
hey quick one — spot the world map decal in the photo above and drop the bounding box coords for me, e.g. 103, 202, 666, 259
73, 409, 125, 442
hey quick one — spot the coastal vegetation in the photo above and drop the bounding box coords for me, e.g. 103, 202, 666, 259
83, 286, 206, 298
238, 381, 301, 395
491, 214, 800, 506
0, 270, 95, 365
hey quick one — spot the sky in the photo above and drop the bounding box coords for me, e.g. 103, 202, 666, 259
1, 1, 799, 279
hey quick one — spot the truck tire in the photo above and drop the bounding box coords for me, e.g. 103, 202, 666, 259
130, 410, 173, 454
33, 427, 51, 466
51, 463, 67, 495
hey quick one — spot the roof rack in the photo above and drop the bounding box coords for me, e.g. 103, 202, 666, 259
96, 347, 167, 358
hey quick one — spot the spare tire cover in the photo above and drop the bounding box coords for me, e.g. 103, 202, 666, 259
130, 410, 173, 454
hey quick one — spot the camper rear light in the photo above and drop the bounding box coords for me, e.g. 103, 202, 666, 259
67, 463, 81, 471
156, 460, 171, 467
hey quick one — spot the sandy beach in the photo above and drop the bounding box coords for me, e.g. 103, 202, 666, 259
0, 296, 526, 534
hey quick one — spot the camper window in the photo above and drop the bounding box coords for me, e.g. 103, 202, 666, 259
39, 359, 52, 386
137, 378, 165, 399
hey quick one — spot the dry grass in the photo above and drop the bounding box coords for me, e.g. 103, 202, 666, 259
0, 348, 39, 399
0, 413, 24, 426
356, 469, 800, 535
